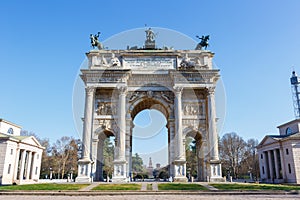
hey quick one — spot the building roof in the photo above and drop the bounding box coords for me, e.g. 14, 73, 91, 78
257, 132, 300, 149
0, 133, 44, 149
0, 119, 22, 129
277, 118, 300, 128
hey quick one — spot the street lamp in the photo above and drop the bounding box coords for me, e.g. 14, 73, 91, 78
91, 160, 94, 182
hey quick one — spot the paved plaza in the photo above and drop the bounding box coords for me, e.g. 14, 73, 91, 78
0, 194, 299, 200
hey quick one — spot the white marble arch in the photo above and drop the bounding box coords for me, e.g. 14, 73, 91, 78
76, 47, 223, 183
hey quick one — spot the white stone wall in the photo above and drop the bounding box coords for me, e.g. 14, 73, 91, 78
0, 141, 8, 183
292, 142, 300, 183
2, 141, 18, 184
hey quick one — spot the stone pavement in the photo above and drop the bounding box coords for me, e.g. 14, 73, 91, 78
141, 182, 147, 191
0, 194, 299, 200
79, 182, 99, 191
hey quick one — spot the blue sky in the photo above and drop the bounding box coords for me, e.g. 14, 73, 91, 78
1, 1, 300, 165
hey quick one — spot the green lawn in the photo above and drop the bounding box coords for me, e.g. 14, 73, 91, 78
210, 183, 300, 191
0, 183, 89, 191
92, 183, 141, 191
158, 183, 208, 190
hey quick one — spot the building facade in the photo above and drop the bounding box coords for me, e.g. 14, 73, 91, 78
0, 119, 44, 185
257, 119, 300, 184
76, 30, 223, 182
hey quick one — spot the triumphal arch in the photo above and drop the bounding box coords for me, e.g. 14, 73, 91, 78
76, 29, 223, 182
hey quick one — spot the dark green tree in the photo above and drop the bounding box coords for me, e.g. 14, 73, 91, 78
103, 138, 114, 179
132, 153, 144, 173
185, 137, 197, 178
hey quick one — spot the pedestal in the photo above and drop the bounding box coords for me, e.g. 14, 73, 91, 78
145, 41, 156, 49
112, 160, 127, 182
173, 160, 188, 182
209, 160, 224, 182
75, 158, 92, 182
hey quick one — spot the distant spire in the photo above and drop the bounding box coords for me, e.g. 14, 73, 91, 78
148, 157, 153, 168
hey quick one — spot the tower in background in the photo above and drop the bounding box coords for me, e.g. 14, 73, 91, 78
290, 71, 300, 118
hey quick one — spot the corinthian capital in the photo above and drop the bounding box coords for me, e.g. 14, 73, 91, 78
173, 86, 183, 95
117, 85, 128, 95
85, 86, 95, 95
207, 87, 215, 95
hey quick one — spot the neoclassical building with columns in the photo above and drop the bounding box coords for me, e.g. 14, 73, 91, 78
257, 119, 300, 184
0, 119, 44, 185
76, 30, 223, 182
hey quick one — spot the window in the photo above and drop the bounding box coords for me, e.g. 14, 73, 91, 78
37, 154, 39, 159
286, 127, 292, 135
288, 164, 292, 174
286, 148, 289, 155
7, 128, 14, 134
10, 149, 13, 155
35, 167, 38, 175
262, 166, 265, 174
261, 154, 263, 159
8, 164, 11, 174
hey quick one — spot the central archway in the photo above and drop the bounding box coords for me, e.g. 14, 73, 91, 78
132, 109, 168, 180
127, 97, 173, 180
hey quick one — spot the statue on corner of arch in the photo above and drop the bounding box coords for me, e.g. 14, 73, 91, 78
145, 27, 156, 42
195, 35, 209, 50
90, 32, 104, 50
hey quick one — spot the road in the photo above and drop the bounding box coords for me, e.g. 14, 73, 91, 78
0, 195, 298, 200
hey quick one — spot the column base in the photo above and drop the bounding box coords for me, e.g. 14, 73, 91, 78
112, 160, 128, 183
208, 160, 225, 182
173, 159, 187, 182
76, 158, 92, 183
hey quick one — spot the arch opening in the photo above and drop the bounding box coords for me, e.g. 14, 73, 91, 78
129, 97, 170, 180
185, 130, 204, 181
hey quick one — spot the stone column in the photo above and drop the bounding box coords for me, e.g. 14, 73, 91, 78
19, 150, 26, 181
168, 119, 175, 178
13, 148, 20, 181
279, 148, 287, 180
267, 150, 274, 181
173, 86, 187, 182
26, 151, 32, 180
174, 86, 184, 160
273, 149, 280, 179
112, 85, 127, 182
207, 87, 219, 161
82, 86, 95, 160
76, 86, 95, 182
118, 85, 127, 161
207, 87, 222, 181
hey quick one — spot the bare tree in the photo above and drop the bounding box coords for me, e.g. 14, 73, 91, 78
52, 136, 78, 178
219, 132, 247, 179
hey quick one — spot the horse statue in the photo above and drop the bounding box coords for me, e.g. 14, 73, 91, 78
90, 32, 104, 50
195, 35, 209, 50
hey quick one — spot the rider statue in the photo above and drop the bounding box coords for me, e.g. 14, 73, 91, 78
195, 35, 210, 50
90, 32, 103, 50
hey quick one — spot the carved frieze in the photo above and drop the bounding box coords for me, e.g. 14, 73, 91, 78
183, 102, 205, 116
128, 90, 174, 104
127, 74, 172, 87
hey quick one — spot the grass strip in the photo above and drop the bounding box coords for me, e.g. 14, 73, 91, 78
210, 183, 300, 191
158, 183, 208, 190
0, 183, 89, 191
92, 183, 141, 191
